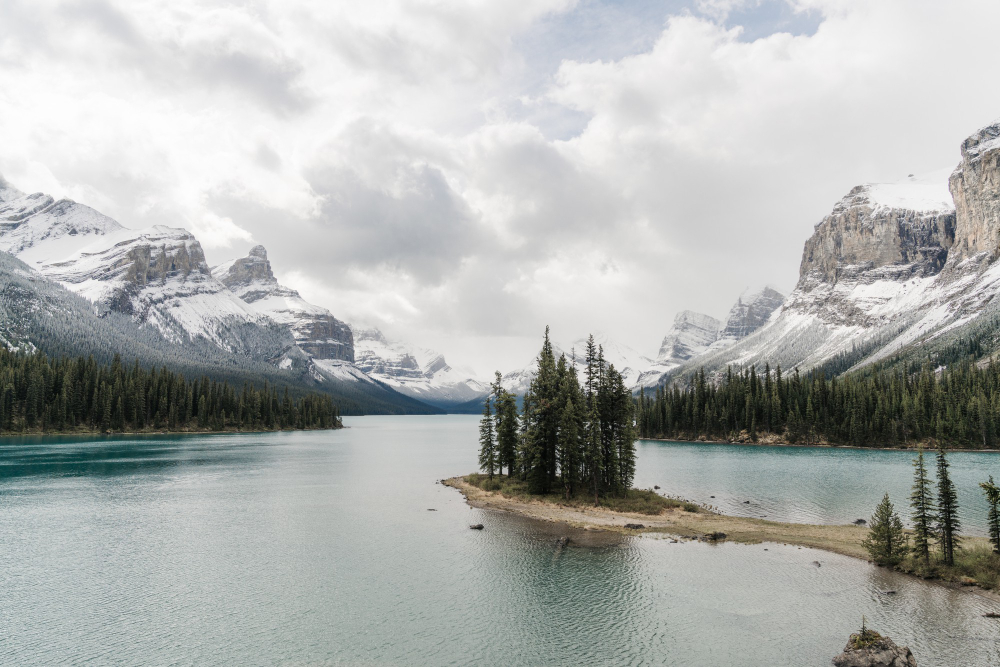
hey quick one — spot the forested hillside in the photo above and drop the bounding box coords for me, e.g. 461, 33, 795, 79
0, 348, 340, 434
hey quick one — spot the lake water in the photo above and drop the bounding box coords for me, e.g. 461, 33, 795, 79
0, 415, 998, 666
635, 439, 1000, 534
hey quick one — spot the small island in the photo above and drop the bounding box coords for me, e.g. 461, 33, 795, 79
455, 328, 1000, 595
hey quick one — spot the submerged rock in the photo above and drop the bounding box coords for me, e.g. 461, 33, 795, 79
832, 633, 917, 667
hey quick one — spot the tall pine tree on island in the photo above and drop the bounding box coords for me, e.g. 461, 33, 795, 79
478, 396, 497, 479
477, 329, 637, 504
935, 447, 961, 566
491, 371, 519, 477
910, 448, 935, 565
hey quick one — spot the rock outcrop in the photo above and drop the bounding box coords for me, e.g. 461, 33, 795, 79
213, 245, 355, 362
715, 287, 786, 343
800, 181, 955, 284
832, 633, 917, 667
949, 122, 1000, 263
657, 311, 722, 363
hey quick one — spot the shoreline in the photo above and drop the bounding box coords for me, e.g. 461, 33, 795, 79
0, 425, 343, 439
638, 435, 1000, 454
443, 475, 1000, 601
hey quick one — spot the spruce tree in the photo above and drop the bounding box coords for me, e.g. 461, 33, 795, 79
558, 397, 580, 499
478, 396, 497, 479
980, 475, 1000, 553
935, 447, 961, 565
495, 389, 519, 477
862, 493, 908, 566
910, 448, 935, 565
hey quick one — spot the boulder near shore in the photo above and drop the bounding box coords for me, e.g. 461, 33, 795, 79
832, 632, 917, 667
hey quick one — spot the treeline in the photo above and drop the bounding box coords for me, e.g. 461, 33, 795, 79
637, 358, 1000, 449
479, 329, 636, 499
0, 348, 341, 434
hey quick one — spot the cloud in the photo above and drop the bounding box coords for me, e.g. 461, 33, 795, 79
2, 0, 1000, 375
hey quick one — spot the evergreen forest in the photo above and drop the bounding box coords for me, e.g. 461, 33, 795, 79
0, 347, 341, 434
637, 359, 1000, 449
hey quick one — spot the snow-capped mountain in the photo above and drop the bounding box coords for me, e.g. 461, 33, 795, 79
213, 245, 353, 362
0, 174, 441, 414
500, 332, 653, 396
656, 120, 1000, 382
0, 177, 284, 357
637, 288, 785, 388
352, 328, 488, 407
212, 245, 377, 386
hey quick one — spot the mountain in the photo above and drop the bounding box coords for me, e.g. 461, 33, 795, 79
351, 328, 488, 409
637, 288, 784, 388
0, 176, 437, 415
0, 177, 288, 357
211, 245, 362, 382
655, 120, 1000, 382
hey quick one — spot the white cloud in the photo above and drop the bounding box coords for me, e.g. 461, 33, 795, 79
1, 0, 1000, 374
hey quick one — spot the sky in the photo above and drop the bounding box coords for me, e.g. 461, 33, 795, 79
2, 0, 1000, 375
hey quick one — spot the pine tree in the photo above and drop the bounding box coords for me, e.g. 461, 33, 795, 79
862, 493, 908, 566
494, 381, 519, 477
980, 475, 1000, 553
910, 448, 935, 564
935, 447, 961, 565
478, 396, 496, 479
558, 397, 580, 499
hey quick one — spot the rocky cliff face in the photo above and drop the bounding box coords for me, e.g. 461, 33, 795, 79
657, 311, 721, 362
800, 181, 955, 283
949, 122, 1000, 264
717, 287, 786, 342
213, 245, 355, 362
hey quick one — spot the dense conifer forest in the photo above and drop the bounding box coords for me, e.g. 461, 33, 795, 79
0, 348, 341, 434
637, 357, 1000, 449
478, 329, 637, 500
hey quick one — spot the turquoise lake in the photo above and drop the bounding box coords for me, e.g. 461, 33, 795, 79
1, 415, 998, 665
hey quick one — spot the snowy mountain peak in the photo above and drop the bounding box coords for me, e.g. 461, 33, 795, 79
213, 245, 281, 299
215, 244, 354, 362
846, 170, 956, 216
719, 286, 785, 341
354, 328, 389, 345
352, 327, 487, 406
0, 173, 24, 202
655, 311, 720, 363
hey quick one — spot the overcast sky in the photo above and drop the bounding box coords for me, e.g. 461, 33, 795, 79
2, 0, 1000, 375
